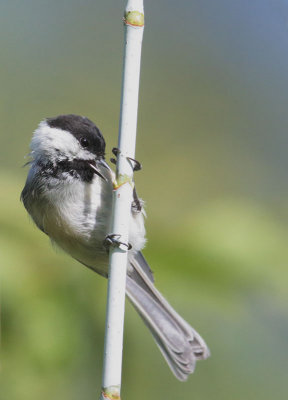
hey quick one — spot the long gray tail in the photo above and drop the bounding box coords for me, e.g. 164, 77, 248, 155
126, 252, 210, 381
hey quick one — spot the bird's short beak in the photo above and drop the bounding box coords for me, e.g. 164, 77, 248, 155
88, 157, 112, 182
97, 158, 112, 172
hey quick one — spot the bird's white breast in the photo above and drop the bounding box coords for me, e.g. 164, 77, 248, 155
27, 168, 146, 276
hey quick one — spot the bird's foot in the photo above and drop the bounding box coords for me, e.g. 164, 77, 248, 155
103, 234, 132, 251
110, 147, 142, 172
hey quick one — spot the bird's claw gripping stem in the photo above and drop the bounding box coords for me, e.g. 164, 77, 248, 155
110, 147, 142, 172
103, 234, 132, 251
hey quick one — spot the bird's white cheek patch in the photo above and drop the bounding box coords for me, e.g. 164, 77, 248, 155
30, 121, 94, 163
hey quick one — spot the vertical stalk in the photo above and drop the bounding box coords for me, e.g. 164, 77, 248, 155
99, 1, 144, 399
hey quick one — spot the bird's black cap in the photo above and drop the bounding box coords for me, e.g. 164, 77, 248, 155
46, 114, 106, 157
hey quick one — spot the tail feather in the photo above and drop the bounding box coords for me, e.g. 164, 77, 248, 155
126, 252, 210, 381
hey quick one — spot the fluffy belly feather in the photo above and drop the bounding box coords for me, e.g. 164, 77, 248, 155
29, 174, 146, 276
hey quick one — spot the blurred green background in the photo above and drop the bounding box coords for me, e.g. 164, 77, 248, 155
1, 0, 288, 398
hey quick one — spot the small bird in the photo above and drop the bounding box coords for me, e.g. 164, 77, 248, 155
21, 114, 209, 380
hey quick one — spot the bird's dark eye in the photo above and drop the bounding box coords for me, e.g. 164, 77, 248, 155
80, 137, 89, 148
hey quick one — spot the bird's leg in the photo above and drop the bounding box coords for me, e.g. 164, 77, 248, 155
103, 234, 132, 252
126, 156, 142, 172
132, 187, 143, 213
110, 147, 142, 172
110, 147, 120, 166
110, 147, 143, 212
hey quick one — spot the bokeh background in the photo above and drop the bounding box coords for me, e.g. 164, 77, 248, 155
1, 0, 288, 398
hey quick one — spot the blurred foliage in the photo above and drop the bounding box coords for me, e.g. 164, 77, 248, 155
1, 0, 288, 399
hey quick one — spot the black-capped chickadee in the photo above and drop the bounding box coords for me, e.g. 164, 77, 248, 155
21, 114, 209, 380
